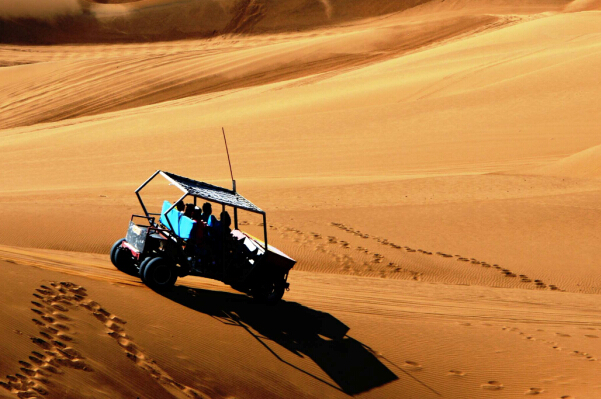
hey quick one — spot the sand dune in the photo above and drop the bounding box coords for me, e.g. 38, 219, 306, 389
1, 1, 601, 398
565, 0, 601, 11
529, 144, 601, 179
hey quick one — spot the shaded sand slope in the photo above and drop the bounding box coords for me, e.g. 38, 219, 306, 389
0, 255, 600, 398
0, 0, 574, 44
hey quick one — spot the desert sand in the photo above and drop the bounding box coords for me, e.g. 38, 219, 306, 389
1, 0, 601, 398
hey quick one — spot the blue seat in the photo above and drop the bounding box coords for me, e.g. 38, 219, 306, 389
160, 201, 196, 240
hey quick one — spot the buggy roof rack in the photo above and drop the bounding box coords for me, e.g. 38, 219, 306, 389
136, 170, 264, 215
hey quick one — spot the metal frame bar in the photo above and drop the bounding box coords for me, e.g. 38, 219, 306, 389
130, 214, 155, 227
164, 192, 188, 236
263, 213, 268, 251
135, 170, 161, 218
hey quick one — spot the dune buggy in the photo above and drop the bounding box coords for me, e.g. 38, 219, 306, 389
110, 170, 295, 303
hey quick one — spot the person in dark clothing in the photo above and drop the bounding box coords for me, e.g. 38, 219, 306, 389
184, 203, 195, 218
218, 211, 231, 234
200, 202, 218, 226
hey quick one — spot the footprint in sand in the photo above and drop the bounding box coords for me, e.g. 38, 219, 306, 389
584, 335, 598, 339
481, 381, 504, 390
401, 361, 422, 371
448, 370, 466, 377
556, 333, 571, 338
525, 387, 544, 395
570, 351, 596, 361
535, 281, 547, 288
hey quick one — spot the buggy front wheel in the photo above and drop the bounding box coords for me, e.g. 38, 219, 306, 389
110, 238, 136, 275
143, 257, 177, 291
110, 238, 125, 268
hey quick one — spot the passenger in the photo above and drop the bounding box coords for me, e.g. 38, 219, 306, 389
184, 203, 195, 218
201, 202, 218, 226
200, 202, 211, 222
217, 211, 232, 236
208, 211, 232, 259
192, 207, 207, 242
192, 207, 202, 222
186, 207, 208, 271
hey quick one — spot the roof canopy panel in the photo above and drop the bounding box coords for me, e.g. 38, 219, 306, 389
160, 171, 264, 214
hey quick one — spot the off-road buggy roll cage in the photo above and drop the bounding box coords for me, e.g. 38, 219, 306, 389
135, 170, 269, 249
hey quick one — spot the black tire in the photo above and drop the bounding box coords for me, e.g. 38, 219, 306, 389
143, 257, 177, 291
266, 284, 286, 304
138, 257, 153, 282
111, 239, 136, 275
253, 281, 286, 304
110, 239, 125, 267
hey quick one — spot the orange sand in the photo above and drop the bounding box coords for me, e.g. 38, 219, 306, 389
1, 0, 600, 398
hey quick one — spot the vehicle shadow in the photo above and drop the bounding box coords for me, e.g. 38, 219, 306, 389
161, 284, 399, 396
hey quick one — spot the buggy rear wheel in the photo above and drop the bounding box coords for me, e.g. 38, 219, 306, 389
143, 257, 177, 291
253, 281, 286, 304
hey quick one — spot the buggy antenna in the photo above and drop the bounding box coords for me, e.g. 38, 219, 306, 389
222, 127, 235, 192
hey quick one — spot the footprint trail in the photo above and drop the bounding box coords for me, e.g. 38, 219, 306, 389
1, 282, 212, 399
